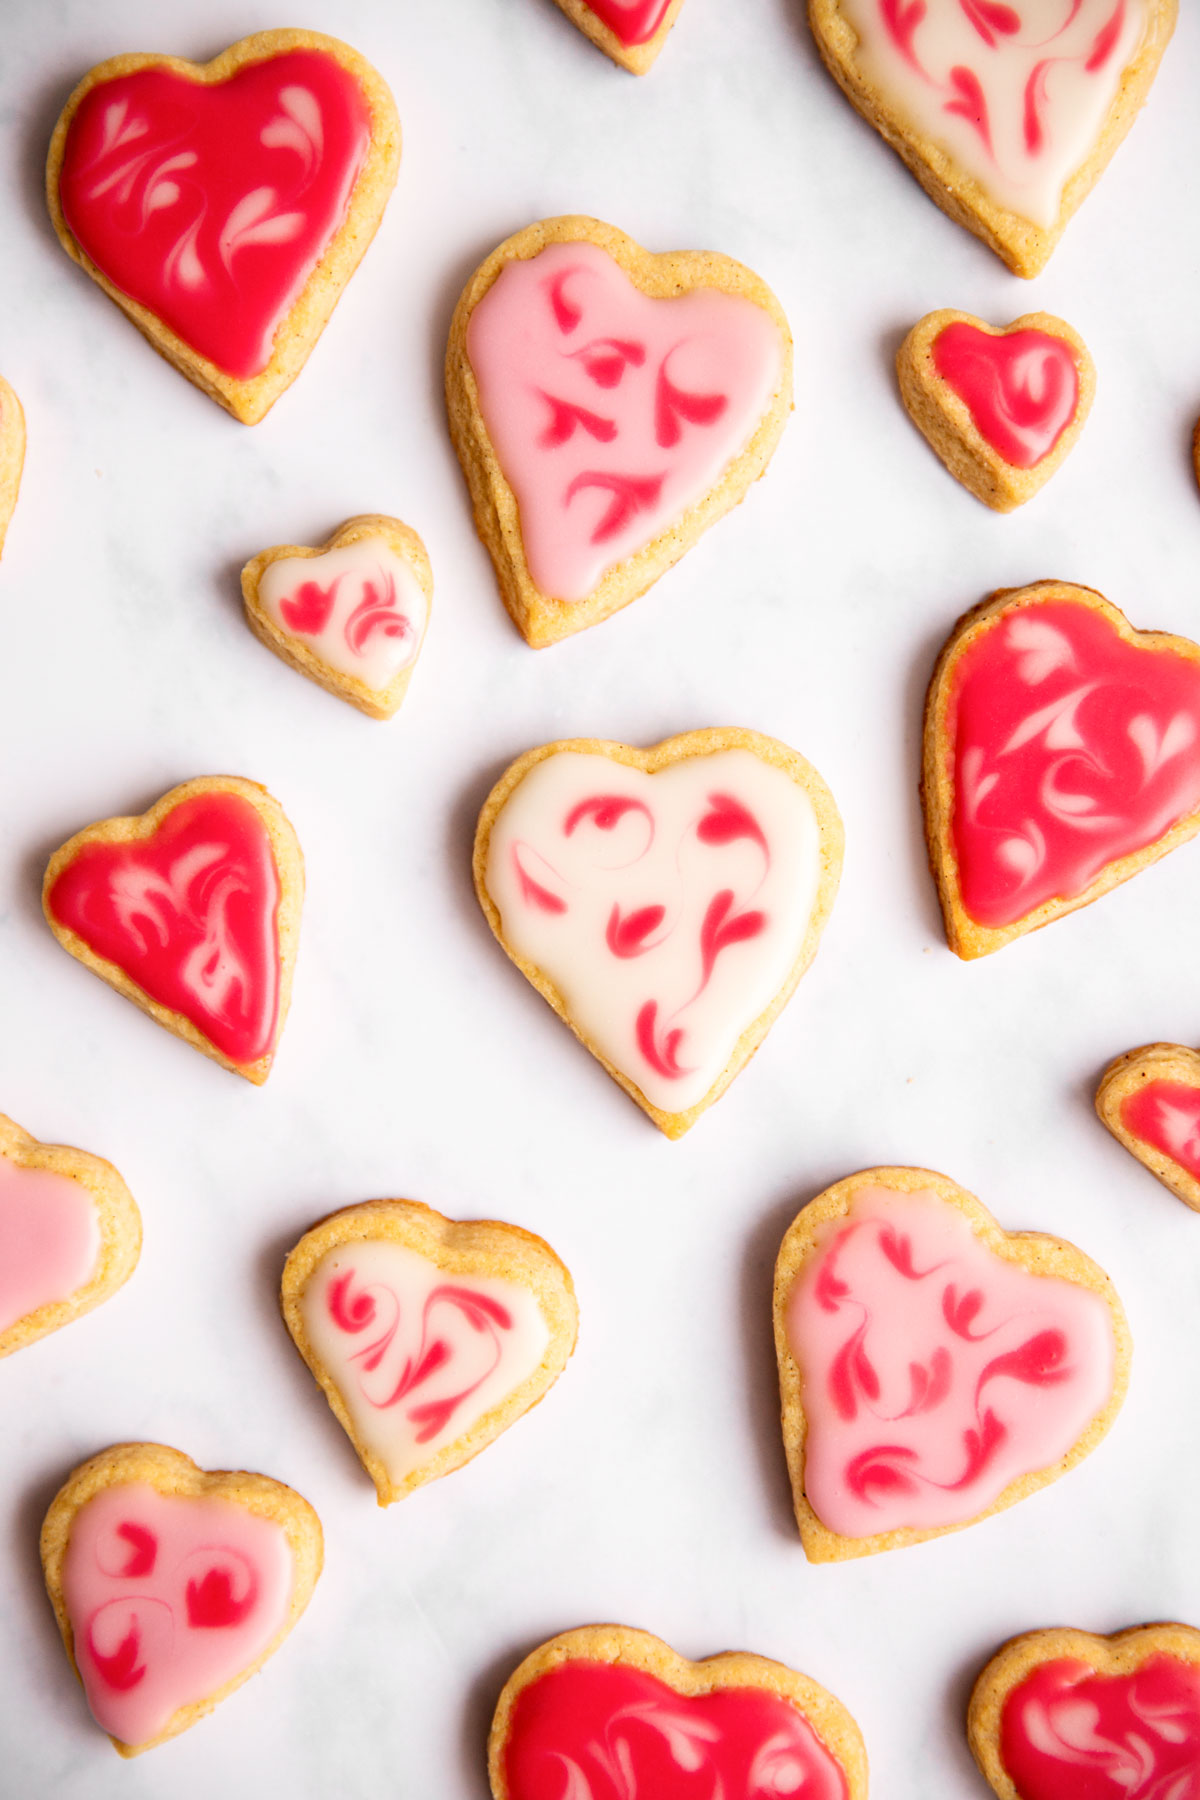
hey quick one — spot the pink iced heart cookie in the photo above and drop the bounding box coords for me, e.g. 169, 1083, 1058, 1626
808, 1, 1177, 276
548, 0, 686, 74
774, 1166, 1129, 1561
474, 729, 843, 1137
1096, 1043, 1200, 1213
446, 217, 792, 646
0, 373, 25, 558
281, 1199, 578, 1505
47, 30, 400, 423
923, 582, 1200, 959
898, 311, 1095, 511
41, 1442, 322, 1756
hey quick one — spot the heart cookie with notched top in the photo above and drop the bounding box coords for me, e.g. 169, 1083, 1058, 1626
808, 1, 1177, 277
0, 373, 25, 557
446, 216, 792, 647
40, 1442, 322, 1756
43, 776, 303, 1083
474, 729, 843, 1138
898, 311, 1094, 512
489, 1624, 868, 1800
281, 1199, 578, 1505
923, 582, 1200, 959
242, 514, 432, 720
774, 1167, 1130, 1562
549, 0, 687, 74
1096, 1043, 1200, 1213
46, 30, 401, 424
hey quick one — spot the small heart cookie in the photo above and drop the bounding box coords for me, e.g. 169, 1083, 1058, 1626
898, 311, 1094, 511
43, 776, 303, 1083
0, 1113, 140, 1359
0, 373, 25, 557
808, 1, 1177, 277
489, 1625, 868, 1800
774, 1166, 1129, 1562
281, 1199, 578, 1505
474, 729, 843, 1137
549, 0, 687, 74
40, 1442, 322, 1756
1096, 1043, 1200, 1213
446, 216, 792, 646
242, 514, 432, 720
46, 30, 401, 424
969, 1623, 1200, 1800
923, 582, 1200, 959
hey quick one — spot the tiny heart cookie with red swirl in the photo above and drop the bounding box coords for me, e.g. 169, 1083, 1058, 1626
0, 373, 25, 558
46, 29, 400, 423
1096, 1043, 1200, 1214
281, 1199, 578, 1506
474, 728, 843, 1138
40, 1442, 322, 1756
548, 0, 687, 74
489, 1624, 868, 1800
43, 775, 304, 1084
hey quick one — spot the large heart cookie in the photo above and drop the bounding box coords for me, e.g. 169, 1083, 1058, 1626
281, 1199, 578, 1505
489, 1624, 868, 1800
549, 0, 686, 74
474, 729, 843, 1137
808, 1, 1177, 277
0, 373, 25, 558
923, 582, 1200, 959
46, 30, 400, 423
43, 776, 304, 1083
774, 1166, 1129, 1561
0, 1113, 140, 1359
1097, 1043, 1200, 1213
40, 1442, 322, 1756
969, 1622, 1200, 1800
446, 216, 792, 646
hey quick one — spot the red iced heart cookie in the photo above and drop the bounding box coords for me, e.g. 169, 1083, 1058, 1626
923, 582, 1200, 959
0, 373, 25, 558
43, 776, 303, 1083
489, 1625, 868, 1800
549, 0, 686, 73
47, 30, 400, 423
1096, 1043, 1200, 1213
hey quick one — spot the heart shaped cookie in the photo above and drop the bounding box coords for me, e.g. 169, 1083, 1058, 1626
808, 1, 1177, 277
474, 729, 843, 1137
1096, 1043, 1200, 1213
281, 1199, 578, 1505
40, 1442, 322, 1756
0, 1113, 140, 1359
242, 514, 432, 720
46, 30, 400, 424
923, 582, 1200, 959
898, 311, 1094, 511
774, 1166, 1129, 1562
969, 1623, 1200, 1800
0, 373, 25, 558
43, 776, 303, 1083
446, 216, 792, 646
489, 1625, 868, 1800
549, 0, 686, 74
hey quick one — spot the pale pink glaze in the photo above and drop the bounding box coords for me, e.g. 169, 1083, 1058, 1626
932, 322, 1080, 468
785, 1187, 1116, 1538
465, 240, 785, 601
949, 600, 1200, 929
1121, 1081, 1200, 1183
62, 1482, 293, 1746
0, 1161, 100, 1335
1001, 1655, 1200, 1800
583, 0, 674, 47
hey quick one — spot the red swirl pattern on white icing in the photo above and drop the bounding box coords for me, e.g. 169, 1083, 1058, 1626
258, 537, 427, 691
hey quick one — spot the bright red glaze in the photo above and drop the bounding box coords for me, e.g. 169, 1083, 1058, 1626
47, 792, 282, 1065
1000, 1654, 1200, 1799
583, 0, 674, 48
932, 323, 1080, 469
58, 50, 372, 379
1121, 1081, 1200, 1182
949, 600, 1200, 928
503, 1659, 849, 1800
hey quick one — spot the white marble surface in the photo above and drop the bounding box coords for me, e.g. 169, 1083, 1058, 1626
1, 0, 1199, 1794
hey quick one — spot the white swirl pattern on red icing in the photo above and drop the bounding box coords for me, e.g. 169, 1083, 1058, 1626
258, 538, 427, 691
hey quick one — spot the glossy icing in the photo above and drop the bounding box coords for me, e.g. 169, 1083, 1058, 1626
484, 750, 821, 1113
838, 0, 1149, 228
258, 538, 426, 691
948, 600, 1200, 929
0, 1161, 100, 1335
933, 323, 1080, 467
62, 1482, 293, 1745
58, 49, 372, 379
46, 792, 282, 1065
299, 1240, 550, 1484
1121, 1082, 1200, 1183
1000, 1655, 1200, 1800
583, 0, 675, 46
504, 1659, 849, 1800
785, 1186, 1116, 1538
465, 241, 784, 601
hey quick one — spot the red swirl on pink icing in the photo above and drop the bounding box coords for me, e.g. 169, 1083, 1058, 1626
948, 600, 1200, 929
582, 0, 675, 47
1000, 1655, 1200, 1800
932, 323, 1080, 467
58, 50, 372, 379
504, 1659, 849, 1800
1121, 1081, 1200, 1183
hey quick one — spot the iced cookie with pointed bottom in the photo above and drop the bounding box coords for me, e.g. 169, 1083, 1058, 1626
1096, 1043, 1200, 1213
549, 0, 686, 74
281, 1199, 578, 1505
0, 374, 25, 556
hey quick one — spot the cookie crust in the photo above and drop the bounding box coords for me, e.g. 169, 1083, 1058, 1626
0, 373, 25, 557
